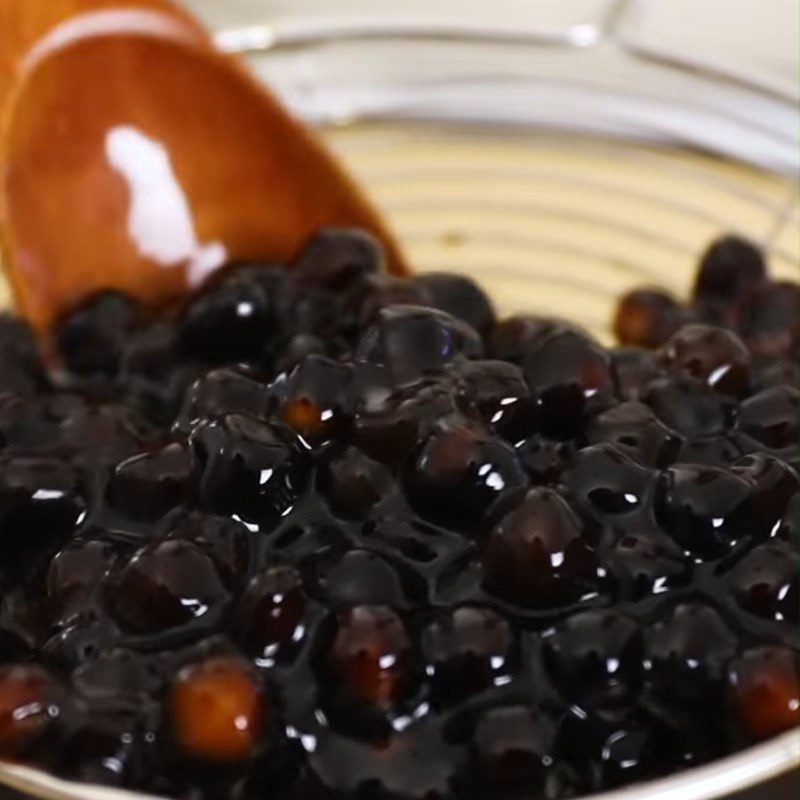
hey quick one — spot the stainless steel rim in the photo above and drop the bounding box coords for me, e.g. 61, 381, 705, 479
0, 730, 796, 800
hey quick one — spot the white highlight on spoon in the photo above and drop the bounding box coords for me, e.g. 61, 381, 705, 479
105, 125, 226, 286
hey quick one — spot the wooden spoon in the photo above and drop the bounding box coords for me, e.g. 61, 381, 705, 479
0, 0, 407, 339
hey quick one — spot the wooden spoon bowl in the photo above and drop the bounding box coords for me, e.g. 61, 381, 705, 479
0, 0, 405, 339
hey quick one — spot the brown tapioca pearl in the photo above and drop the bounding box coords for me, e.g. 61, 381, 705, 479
0, 457, 86, 559
728, 647, 799, 742
274, 333, 327, 373
169, 656, 265, 763
278, 355, 354, 443
191, 414, 308, 525
281, 397, 326, 440
353, 381, 460, 466
693, 235, 768, 308
654, 464, 755, 558
595, 722, 670, 788
327, 605, 413, 708
174, 368, 270, 435
566, 443, 653, 517
645, 375, 737, 440
121, 324, 180, 391
353, 274, 433, 326
0, 395, 148, 466
313, 549, 425, 610
725, 542, 798, 623
234, 566, 306, 661
693, 297, 738, 330
319, 448, 394, 520
348, 363, 404, 420
178, 275, 277, 365
586, 402, 680, 468
606, 529, 690, 600
489, 315, 580, 365
69, 404, 154, 465
738, 386, 798, 451
45, 539, 113, 623
121, 324, 205, 426
168, 513, 251, 588
482, 487, 599, 609
404, 421, 527, 532
0, 665, 60, 759
454, 359, 537, 441
108, 540, 230, 636
610, 347, 664, 403
294, 228, 384, 290
211, 262, 290, 306
740, 281, 799, 360
0, 394, 71, 454
613, 289, 687, 349
731, 454, 798, 533
559, 706, 686, 788
285, 282, 347, 342
415, 273, 496, 337
471, 705, 555, 795
657, 324, 751, 397
522, 329, 614, 439
106, 442, 194, 522
646, 604, 737, 705
356, 306, 483, 386
543, 610, 643, 709
516, 435, 573, 486
422, 606, 513, 703
57, 290, 143, 380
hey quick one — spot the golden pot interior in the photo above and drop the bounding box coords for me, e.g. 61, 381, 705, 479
321, 124, 798, 344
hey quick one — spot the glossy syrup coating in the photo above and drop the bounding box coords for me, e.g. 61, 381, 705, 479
0, 229, 793, 800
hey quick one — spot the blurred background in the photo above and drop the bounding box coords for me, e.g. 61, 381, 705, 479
179, 0, 799, 344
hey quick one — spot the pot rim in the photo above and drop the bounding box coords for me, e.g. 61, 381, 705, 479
0, 728, 797, 800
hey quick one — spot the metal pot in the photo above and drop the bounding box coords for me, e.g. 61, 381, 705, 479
0, 730, 796, 800
0, 1, 796, 799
